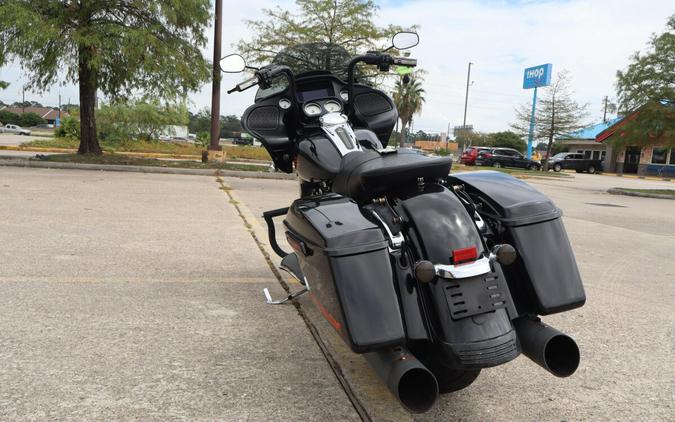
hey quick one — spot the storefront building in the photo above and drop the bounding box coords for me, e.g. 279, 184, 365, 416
595, 109, 675, 177
559, 119, 619, 171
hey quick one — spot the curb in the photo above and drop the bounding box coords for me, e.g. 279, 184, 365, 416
0, 158, 297, 180
601, 172, 672, 182
0, 146, 272, 164
607, 188, 675, 200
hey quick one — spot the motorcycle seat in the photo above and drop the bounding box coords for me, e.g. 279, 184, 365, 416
332, 149, 453, 202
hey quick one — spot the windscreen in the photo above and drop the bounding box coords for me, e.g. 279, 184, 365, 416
272, 43, 351, 79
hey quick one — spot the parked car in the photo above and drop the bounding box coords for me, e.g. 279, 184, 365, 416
1, 124, 32, 135
545, 152, 603, 174
232, 137, 254, 146
459, 146, 491, 165
476, 147, 541, 170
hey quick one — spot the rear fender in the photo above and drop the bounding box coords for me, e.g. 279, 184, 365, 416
394, 184, 519, 369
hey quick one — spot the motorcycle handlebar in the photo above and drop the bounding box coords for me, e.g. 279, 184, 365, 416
347, 53, 417, 108
227, 75, 259, 94
227, 65, 296, 95
392, 56, 417, 67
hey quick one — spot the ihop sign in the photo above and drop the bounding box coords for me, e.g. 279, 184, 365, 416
523, 63, 552, 89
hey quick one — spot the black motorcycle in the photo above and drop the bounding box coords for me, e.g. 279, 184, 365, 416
222, 32, 585, 413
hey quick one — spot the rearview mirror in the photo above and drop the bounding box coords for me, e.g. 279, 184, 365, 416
392, 32, 419, 50
220, 54, 246, 73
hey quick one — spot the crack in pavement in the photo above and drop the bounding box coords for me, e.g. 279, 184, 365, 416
214, 176, 371, 422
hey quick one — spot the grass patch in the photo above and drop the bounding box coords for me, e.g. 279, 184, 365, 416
610, 188, 675, 196
38, 153, 267, 172
21, 138, 272, 160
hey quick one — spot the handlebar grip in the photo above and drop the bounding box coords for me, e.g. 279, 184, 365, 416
392, 56, 417, 67
227, 75, 259, 94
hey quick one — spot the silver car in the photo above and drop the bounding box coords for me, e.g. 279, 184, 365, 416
1, 124, 32, 135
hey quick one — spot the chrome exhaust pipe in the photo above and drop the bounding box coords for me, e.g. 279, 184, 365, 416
365, 346, 439, 413
514, 317, 580, 377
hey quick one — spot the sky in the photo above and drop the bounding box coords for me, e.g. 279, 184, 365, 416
0, 0, 673, 134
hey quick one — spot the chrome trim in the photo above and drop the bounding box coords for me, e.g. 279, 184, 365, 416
320, 113, 361, 156
369, 210, 404, 249
434, 256, 491, 279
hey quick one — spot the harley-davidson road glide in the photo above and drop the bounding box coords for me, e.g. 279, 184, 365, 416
222, 32, 585, 413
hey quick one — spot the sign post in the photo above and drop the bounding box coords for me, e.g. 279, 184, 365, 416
522, 63, 552, 158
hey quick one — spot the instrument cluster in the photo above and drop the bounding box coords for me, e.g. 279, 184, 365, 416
302, 99, 343, 117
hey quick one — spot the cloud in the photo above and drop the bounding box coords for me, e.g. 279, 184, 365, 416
1, 0, 672, 134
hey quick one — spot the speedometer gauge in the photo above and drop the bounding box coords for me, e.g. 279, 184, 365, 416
324, 101, 342, 113
278, 98, 291, 109
304, 103, 322, 117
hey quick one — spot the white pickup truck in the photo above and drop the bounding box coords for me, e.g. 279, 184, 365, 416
0, 124, 32, 135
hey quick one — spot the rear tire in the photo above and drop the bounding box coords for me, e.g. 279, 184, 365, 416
434, 368, 481, 393
492, 162, 502, 168
553, 163, 562, 172
412, 344, 481, 394
587, 165, 596, 174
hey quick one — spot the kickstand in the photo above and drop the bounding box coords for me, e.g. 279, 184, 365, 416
263, 286, 308, 305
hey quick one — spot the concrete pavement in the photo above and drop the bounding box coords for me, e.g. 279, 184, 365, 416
225, 172, 675, 421
0, 167, 359, 421
2, 166, 673, 420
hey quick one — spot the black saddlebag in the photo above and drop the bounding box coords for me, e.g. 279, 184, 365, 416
449, 171, 586, 315
284, 194, 405, 352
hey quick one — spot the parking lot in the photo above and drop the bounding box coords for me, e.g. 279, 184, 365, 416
1, 166, 673, 421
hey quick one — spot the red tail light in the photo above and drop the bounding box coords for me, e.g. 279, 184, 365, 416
453, 246, 478, 264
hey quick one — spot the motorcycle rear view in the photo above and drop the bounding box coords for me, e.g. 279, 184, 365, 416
225, 31, 585, 414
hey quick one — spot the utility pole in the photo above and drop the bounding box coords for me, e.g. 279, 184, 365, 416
57, 93, 61, 127
462, 62, 473, 127
603, 96, 608, 123
22, 86, 25, 114
209, 0, 223, 152
446, 121, 451, 151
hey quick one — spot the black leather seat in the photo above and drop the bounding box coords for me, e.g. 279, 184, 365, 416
332, 149, 453, 202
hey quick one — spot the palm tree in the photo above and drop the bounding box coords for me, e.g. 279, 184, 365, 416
393, 76, 425, 147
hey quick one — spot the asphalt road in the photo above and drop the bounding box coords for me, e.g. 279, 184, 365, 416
0, 133, 48, 146
1, 166, 673, 421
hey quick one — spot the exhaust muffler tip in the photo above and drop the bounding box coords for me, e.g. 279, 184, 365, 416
395, 365, 439, 413
365, 347, 439, 413
514, 317, 580, 378
542, 332, 580, 377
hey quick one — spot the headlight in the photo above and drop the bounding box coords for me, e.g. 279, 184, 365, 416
304, 103, 322, 117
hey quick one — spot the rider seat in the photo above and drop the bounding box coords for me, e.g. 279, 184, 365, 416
332, 149, 453, 202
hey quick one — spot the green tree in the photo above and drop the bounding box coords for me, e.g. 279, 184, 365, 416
97, 100, 188, 142
0, 110, 20, 125
220, 115, 243, 138
393, 76, 425, 147
188, 109, 211, 135
0, 1, 210, 155
512, 71, 588, 169
489, 131, 527, 152
18, 112, 45, 127
615, 15, 675, 143
54, 116, 81, 139
238, 0, 402, 64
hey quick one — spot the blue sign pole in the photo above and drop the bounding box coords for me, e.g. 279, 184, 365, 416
522, 63, 551, 159
527, 86, 537, 159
